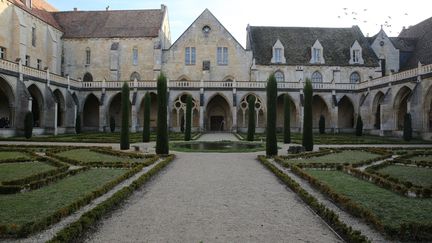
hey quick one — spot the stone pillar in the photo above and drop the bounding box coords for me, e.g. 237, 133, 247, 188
131, 104, 137, 133
99, 104, 105, 132
28, 97, 32, 112
46, 69, 51, 87
54, 102, 58, 136
19, 60, 23, 82
74, 105, 77, 127
232, 81, 237, 132
333, 106, 339, 134
200, 80, 205, 131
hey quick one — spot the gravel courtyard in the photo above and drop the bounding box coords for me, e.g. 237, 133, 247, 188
85, 151, 341, 242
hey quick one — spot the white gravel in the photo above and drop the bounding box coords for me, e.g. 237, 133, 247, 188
85, 152, 341, 242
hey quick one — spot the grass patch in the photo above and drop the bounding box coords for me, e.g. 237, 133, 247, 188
55, 149, 142, 163
0, 162, 55, 182
285, 150, 381, 164
306, 170, 432, 228
0, 151, 31, 162
0, 168, 126, 226
409, 155, 432, 162
377, 165, 432, 188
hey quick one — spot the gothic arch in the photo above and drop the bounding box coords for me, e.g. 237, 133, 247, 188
338, 95, 355, 129
393, 86, 412, 130
312, 95, 330, 129
372, 91, 385, 129
83, 72, 93, 82
177, 75, 191, 81
205, 93, 232, 131
237, 93, 266, 128
276, 94, 298, 129
53, 89, 65, 127
108, 92, 132, 129
82, 93, 100, 130
0, 76, 15, 128
423, 84, 432, 131
138, 92, 158, 129
171, 93, 200, 131
27, 84, 44, 127
130, 72, 141, 81
223, 75, 235, 82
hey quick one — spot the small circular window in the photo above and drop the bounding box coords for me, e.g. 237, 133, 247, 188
202, 25, 211, 34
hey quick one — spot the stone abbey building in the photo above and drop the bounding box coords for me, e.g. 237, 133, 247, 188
0, 0, 432, 139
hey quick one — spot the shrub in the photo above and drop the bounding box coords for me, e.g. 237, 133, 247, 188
302, 79, 313, 151
283, 94, 291, 144
247, 95, 256, 141
184, 94, 192, 141
403, 113, 412, 141
156, 73, 169, 154
109, 116, 115, 133
24, 111, 33, 139
142, 92, 151, 143
120, 82, 130, 150
356, 115, 363, 136
266, 74, 278, 156
319, 115, 325, 134
75, 114, 81, 134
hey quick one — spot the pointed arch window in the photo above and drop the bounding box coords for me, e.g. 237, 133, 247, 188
311, 71, 323, 83
274, 71, 284, 82
83, 72, 93, 82
350, 72, 361, 83
130, 72, 141, 81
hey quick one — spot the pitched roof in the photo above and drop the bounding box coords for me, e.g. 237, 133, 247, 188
248, 26, 379, 66
398, 17, 432, 69
389, 37, 417, 52
9, 0, 62, 30
53, 9, 164, 38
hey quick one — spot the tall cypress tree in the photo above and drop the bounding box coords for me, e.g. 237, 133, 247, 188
120, 82, 130, 150
75, 114, 81, 134
302, 79, 313, 151
403, 113, 412, 141
156, 73, 169, 154
247, 95, 256, 141
24, 111, 33, 139
283, 94, 291, 144
319, 115, 325, 134
266, 74, 278, 156
356, 114, 363, 136
184, 94, 192, 141
142, 92, 151, 142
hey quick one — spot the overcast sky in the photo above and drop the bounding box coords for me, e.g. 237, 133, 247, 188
49, 0, 431, 47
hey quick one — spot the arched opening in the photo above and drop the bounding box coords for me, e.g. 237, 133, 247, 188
27, 84, 44, 127
108, 93, 132, 130
276, 94, 297, 130
312, 95, 330, 129
237, 93, 266, 129
130, 72, 141, 81
53, 89, 65, 127
171, 93, 199, 132
350, 72, 361, 83
394, 86, 412, 130
372, 91, 385, 129
425, 86, 432, 132
206, 94, 231, 131
0, 77, 14, 128
338, 96, 355, 129
138, 93, 158, 130
82, 94, 99, 130
83, 72, 93, 82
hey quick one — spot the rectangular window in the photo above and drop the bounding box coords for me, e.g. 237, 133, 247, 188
32, 27, 36, 47
0, 47, 5, 59
132, 48, 138, 65
353, 50, 360, 63
85, 49, 91, 65
217, 47, 228, 65
275, 48, 282, 63
313, 48, 321, 63
25, 55, 30, 66
185, 47, 196, 65
37, 59, 42, 69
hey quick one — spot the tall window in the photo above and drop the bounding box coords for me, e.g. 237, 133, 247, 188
25, 55, 30, 66
311, 71, 323, 83
352, 50, 360, 63
350, 72, 361, 83
0, 47, 5, 59
313, 48, 321, 63
274, 48, 282, 63
85, 48, 91, 65
37, 59, 42, 70
185, 47, 196, 65
217, 47, 228, 65
132, 47, 138, 65
32, 27, 36, 47
274, 71, 284, 82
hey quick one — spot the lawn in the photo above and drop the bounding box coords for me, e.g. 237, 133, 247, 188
284, 150, 381, 164
377, 165, 432, 187
409, 155, 432, 162
0, 168, 126, 225
55, 149, 142, 163
0, 162, 56, 182
0, 151, 31, 161
0, 132, 199, 143
306, 170, 432, 228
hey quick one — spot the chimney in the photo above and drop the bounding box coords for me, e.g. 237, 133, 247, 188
73, 7, 78, 11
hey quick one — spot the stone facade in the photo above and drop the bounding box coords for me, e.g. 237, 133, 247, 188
0, 0, 432, 139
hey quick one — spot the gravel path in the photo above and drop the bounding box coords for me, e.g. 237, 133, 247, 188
269, 159, 389, 242
3, 159, 162, 243
85, 152, 341, 242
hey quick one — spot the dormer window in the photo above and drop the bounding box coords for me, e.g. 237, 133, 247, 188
349, 40, 364, 65
310, 40, 325, 64
271, 39, 286, 64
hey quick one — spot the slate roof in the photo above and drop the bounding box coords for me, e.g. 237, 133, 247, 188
53, 9, 163, 38
389, 37, 417, 52
398, 17, 432, 69
248, 26, 379, 66
9, 0, 62, 30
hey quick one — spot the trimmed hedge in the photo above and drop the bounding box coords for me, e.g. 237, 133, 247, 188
257, 156, 370, 243
47, 155, 175, 243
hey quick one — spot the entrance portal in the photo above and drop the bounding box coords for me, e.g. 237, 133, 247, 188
210, 116, 224, 131
206, 94, 231, 131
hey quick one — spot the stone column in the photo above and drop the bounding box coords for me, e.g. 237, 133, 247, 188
99, 104, 105, 132
131, 104, 137, 133
232, 81, 237, 132
54, 102, 58, 136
